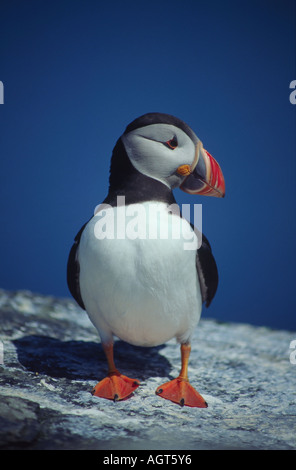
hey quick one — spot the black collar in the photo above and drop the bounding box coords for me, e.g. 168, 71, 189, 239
103, 138, 176, 207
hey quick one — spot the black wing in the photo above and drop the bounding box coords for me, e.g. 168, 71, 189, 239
196, 232, 219, 307
66, 223, 87, 310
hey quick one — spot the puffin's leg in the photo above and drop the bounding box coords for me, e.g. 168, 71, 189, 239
92, 343, 140, 401
155, 343, 208, 408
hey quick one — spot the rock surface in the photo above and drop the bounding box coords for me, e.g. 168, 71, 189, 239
0, 288, 295, 450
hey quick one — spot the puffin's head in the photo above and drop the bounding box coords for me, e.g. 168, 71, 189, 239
121, 112, 225, 198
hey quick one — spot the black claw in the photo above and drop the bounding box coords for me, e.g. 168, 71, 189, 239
156, 388, 163, 395
113, 394, 119, 402
205, 401, 208, 408
133, 381, 139, 386
180, 398, 185, 407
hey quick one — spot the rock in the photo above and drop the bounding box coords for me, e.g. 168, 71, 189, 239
0, 288, 295, 450
0, 396, 40, 446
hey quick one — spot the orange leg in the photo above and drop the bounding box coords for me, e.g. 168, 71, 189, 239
155, 343, 208, 408
92, 343, 140, 401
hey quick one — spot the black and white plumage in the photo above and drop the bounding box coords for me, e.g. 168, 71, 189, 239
67, 112, 225, 407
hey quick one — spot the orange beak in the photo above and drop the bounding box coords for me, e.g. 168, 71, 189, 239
179, 144, 225, 198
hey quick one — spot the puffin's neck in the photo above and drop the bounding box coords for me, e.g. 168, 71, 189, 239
103, 138, 177, 207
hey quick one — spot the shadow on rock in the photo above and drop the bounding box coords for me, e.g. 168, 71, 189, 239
13, 335, 172, 381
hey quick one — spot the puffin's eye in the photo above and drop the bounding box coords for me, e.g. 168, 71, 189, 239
164, 136, 178, 149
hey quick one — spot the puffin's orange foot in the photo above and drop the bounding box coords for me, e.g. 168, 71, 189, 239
155, 378, 208, 408
92, 372, 140, 401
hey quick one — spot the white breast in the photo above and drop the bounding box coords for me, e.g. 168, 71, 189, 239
78, 202, 202, 347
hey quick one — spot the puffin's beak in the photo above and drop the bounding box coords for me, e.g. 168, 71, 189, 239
178, 143, 225, 198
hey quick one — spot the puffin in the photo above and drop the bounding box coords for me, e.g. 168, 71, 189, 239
67, 112, 225, 408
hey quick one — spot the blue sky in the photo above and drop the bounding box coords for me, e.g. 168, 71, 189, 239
0, 0, 295, 331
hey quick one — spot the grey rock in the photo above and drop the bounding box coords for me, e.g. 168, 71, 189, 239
0, 396, 40, 446
0, 288, 295, 450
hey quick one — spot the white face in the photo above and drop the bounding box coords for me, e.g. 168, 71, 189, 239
121, 123, 200, 189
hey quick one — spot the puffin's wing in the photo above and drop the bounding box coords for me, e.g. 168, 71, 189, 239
67, 223, 87, 310
196, 232, 219, 307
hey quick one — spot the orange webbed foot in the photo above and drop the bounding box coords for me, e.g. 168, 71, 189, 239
92, 371, 140, 402
156, 378, 208, 408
